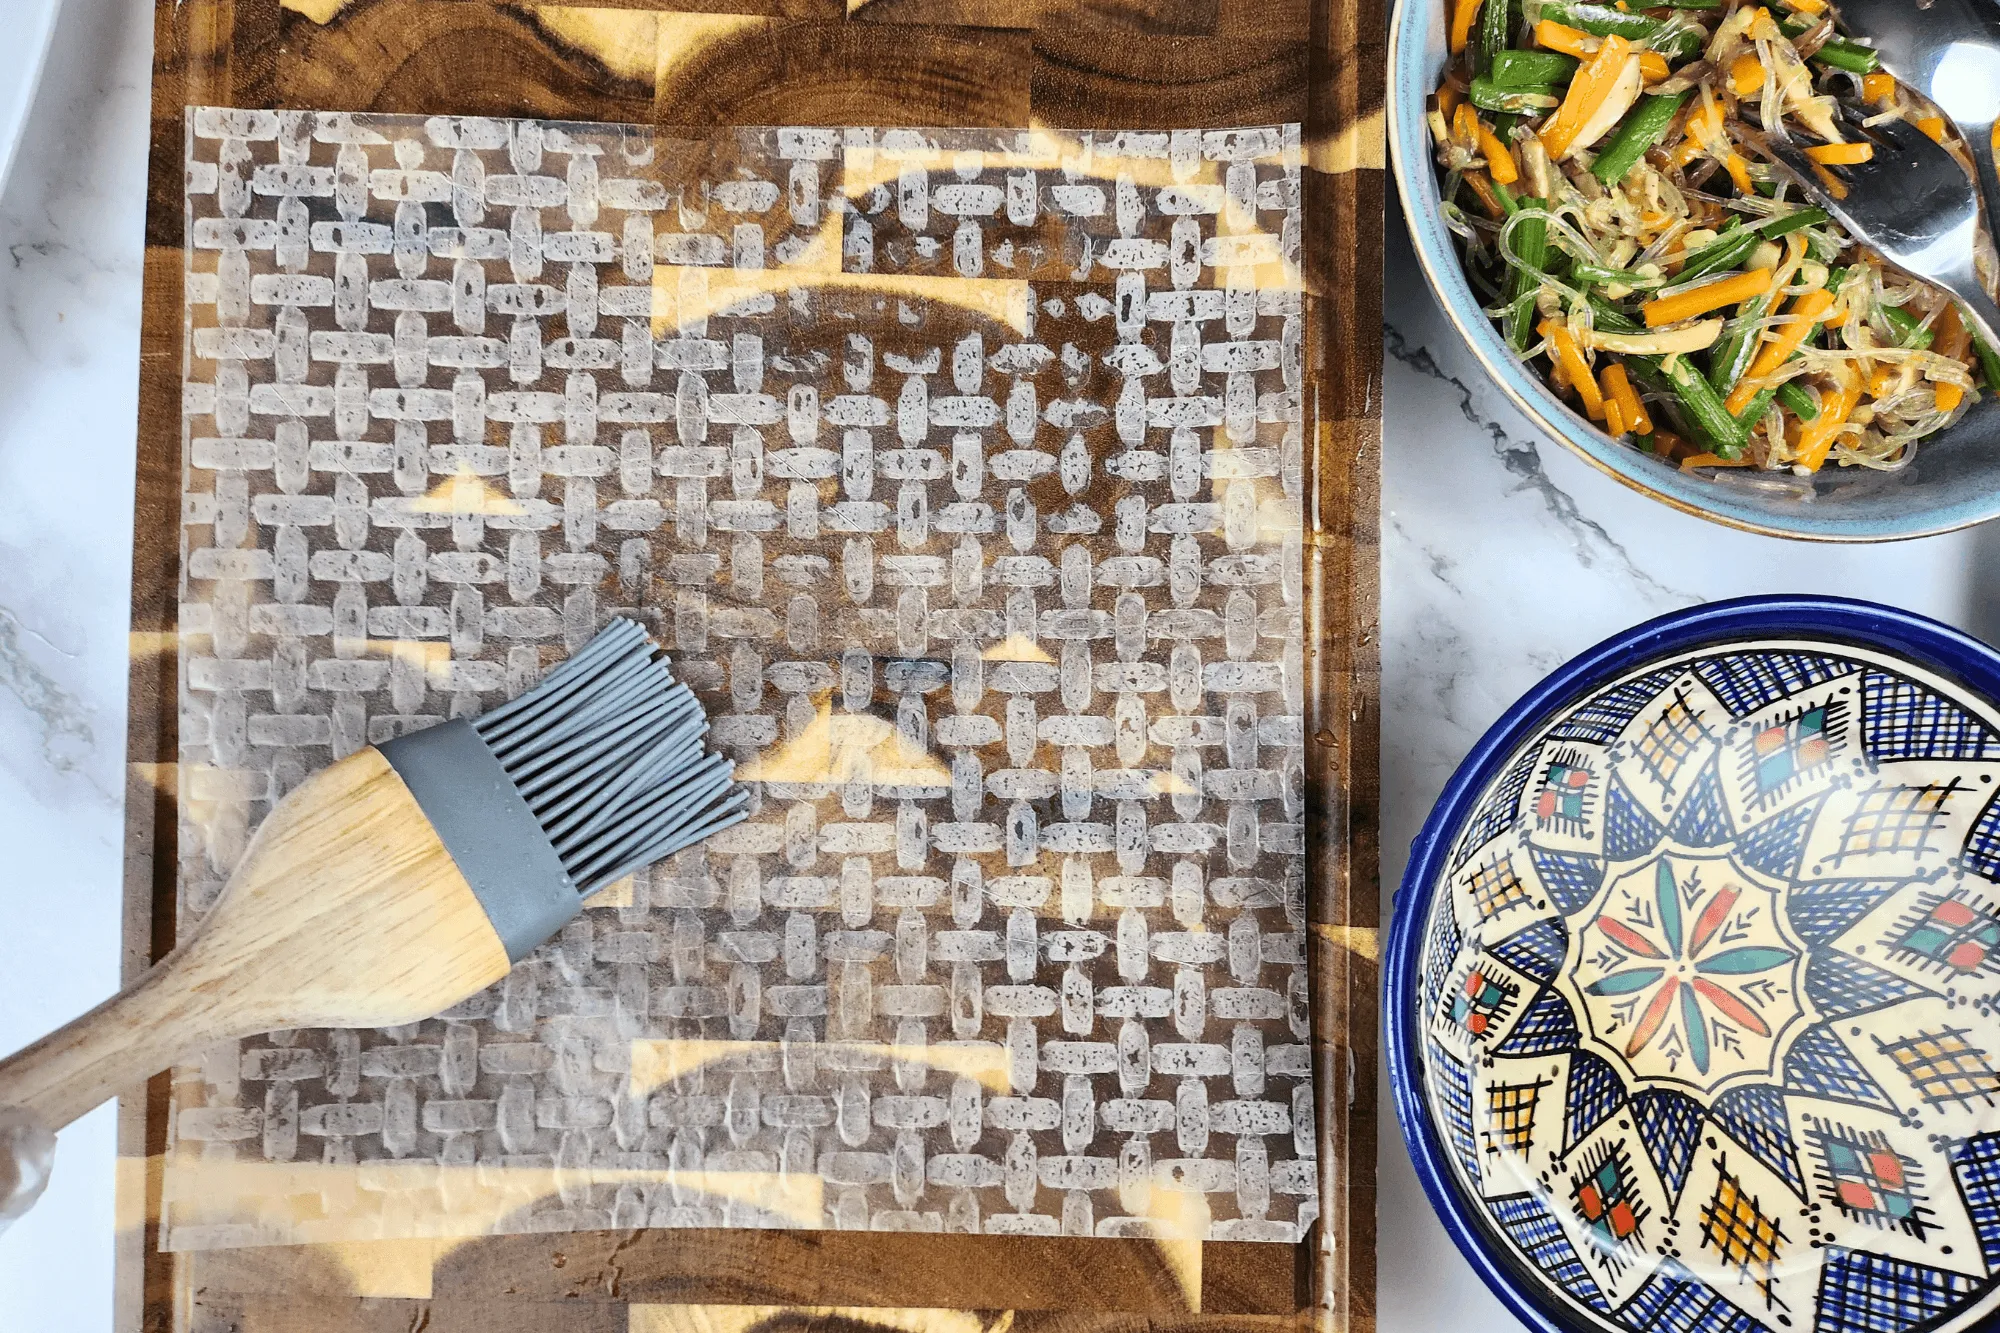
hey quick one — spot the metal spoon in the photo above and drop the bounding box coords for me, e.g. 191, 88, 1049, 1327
1746, 115, 2000, 348
1820, 0, 2000, 226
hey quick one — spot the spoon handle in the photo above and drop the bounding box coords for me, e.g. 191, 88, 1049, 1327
1952, 280, 2000, 362
1964, 118, 2000, 261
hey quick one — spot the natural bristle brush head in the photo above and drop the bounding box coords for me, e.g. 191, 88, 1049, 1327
379, 617, 748, 960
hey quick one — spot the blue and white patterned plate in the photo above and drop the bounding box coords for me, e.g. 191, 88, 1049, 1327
1388, 597, 2000, 1333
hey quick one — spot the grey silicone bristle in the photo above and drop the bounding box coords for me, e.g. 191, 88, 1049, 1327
470, 618, 748, 893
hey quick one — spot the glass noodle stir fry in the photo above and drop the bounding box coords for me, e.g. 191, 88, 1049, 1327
1429, 0, 2000, 472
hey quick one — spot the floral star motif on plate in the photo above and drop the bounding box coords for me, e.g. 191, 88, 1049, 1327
1562, 847, 1814, 1097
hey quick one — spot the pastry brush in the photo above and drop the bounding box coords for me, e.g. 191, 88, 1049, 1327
0, 617, 746, 1131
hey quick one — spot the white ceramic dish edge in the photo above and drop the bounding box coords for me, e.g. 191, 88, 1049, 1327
0, 0, 62, 197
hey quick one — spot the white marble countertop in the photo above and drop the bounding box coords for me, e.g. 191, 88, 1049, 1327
0, 0, 1991, 1327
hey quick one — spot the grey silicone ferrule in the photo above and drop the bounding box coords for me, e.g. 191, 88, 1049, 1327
378, 718, 581, 962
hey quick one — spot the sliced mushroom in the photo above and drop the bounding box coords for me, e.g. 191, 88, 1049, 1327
1586, 318, 1725, 354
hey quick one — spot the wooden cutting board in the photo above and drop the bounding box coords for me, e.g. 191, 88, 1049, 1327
118, 1, 1382, 1329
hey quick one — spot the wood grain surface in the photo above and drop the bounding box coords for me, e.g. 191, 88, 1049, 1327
118, 0, 1383, 1328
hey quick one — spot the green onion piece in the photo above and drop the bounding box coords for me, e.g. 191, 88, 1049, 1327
1814, 39, 1881, 74
1732, 385, 1778, 429
1696, 219, 1823, 392
1493, 180, 1520, 215
1972, 323, 2000, 390
1469, 76, 1562, 114
1678, 227, 1761, 284
1668, 0, 1720, 9
1756, 206, 1829, 240
1567, 262, 1618, 285
1476, 0, 1513, 76
1491, 48, 1580, 87
1776, 380, 1819, 421
1882, 305, 1935, 350
1591, 91, 1691, 186
1664, 354, 1750, 454
1707, 295, 1773, 392
1491, 111, 1521, 142
1625, 353, 1746, 454
1588, 292, 1644, 334
1635, 432, 1658, 452
1504, 201, 1550, 352
1570, 261, 1640, 286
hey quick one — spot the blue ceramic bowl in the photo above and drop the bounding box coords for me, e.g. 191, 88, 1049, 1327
1387, 595, 2000, 1333
1386, 5, 2000, 540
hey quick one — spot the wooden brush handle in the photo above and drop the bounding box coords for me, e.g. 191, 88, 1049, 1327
0, 946, 243, 1132
0, 747, 512, 1131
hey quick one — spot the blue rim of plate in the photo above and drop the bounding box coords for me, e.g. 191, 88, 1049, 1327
1383, 594, 2000, 1333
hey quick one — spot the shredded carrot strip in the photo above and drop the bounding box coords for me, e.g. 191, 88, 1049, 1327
1450, 0, 1485, 53
1749, 289, 1838, 379
1540, 319, 1606, 417
1806, 142, 1874, 165
1723, 151, 1756, 194
1676, 98, 1750, 189
1462, 168, 1507, 218
1915, 115, 1947, 143
1540, 36, 1635, 159
1723, 288, 1837, 412
1601, 362, 1652, 434
1723, 373, 1777, 420
1730, 54, 1764, 97
1868, 363, 1901, 398
1643, 269, 1772, 328
1476, 121, 1520, 183
1604, 395, 1627, 435
1681, 452, 1755, 469
1452, 102, 1482, 147
1809, 160, 1849, 199
1535, 20, 1594, 57
1693, 101, 1726, 153
1797, 368, 1861, 470
1786, 0, 1828, 11
1861, 72, 1894, 102
1639, 51, 1670, 83
1649, 429, 1692, 458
